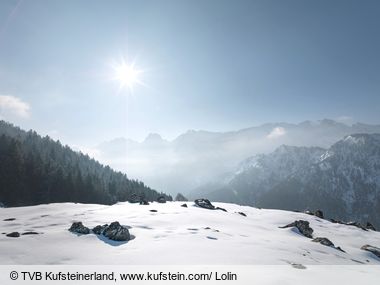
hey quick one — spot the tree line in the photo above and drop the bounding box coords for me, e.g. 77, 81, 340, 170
0, 120, 172, 206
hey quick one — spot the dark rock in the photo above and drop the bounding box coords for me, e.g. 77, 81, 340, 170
361, 245, 380, 258
149, 209, 157, 212
22, 232, 39, 235
279, 220, 314, 238
216, 206, 227, 212
315, 210, 324, 219
3, 218, 16, 221
157, 196, 166, 203
237, 212, 247, 217
68, 222, 90, 235
194, 199, 215, 210
181, 203, 188, 208
6, 232, 20, 238
139, 200, 150, 205
190, 200, 228, 212
336, 246, 346, 252
366, 222, 376, 231
346, 221, 368, 231
103, 221, 130, 241
312, 237, 334, 247
92, 224, 108, 235
312, 237, 345, 252
304, 210, 314, 216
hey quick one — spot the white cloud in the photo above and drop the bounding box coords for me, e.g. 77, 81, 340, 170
267, 127, 286, 139
0, 95, 30, 118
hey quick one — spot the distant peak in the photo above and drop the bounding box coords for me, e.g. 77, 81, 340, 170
144, 133, 163, 142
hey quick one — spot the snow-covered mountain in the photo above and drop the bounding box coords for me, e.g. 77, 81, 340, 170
201, 134, 380, 227
90, 120, 380, 195
1, 201, 380, 265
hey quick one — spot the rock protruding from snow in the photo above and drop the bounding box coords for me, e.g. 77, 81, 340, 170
237, 212, 247, 217
366, 222, 376, 231
3, 218, 16, 221
195, 199, 215, 210
103, 222, 131, 241
280, 220, 314, 238
194, 199, 228, 212
6, 232, 20, 238
92, 224, 108, 235
181, 203, 188, 208
361, 245, 380, 258
312, 237, 345, 252
68, 222, 90, 235
139, 200, 150, 205
315, 210, 324, 219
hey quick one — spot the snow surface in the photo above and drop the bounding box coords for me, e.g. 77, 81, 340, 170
0, 202, 380, 265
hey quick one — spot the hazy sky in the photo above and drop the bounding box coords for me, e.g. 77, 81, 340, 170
0, 0, 379, 146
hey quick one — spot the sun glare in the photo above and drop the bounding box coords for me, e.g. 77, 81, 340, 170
112, 59, 143, 92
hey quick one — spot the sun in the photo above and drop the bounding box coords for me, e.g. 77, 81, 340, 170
112, 59, 143, 92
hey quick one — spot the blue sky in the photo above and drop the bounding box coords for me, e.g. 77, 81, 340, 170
0, 0, 379, 145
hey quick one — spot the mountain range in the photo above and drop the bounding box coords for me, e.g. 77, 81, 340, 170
93, 119, 380, 195
198, 134, 380, 227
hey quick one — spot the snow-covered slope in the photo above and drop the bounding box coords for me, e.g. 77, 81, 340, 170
1, 202, 379, 265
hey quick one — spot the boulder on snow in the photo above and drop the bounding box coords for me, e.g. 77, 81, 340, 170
366, 222, 376, 231
279, 220, 314, 238
361, 245, 380, 258
69, 222, 90, 235
312, 237, 334, 247
315, 210, 324, 219
346, 221, 368, 231
6, 232, 20, 238
139, 200, 150, 205
194, 199, 228, 212
3, 218, 16, 221
103, 221, 131, 241
304, 210, 324, 219
22, 232, 40, 235
312, 237, 345, 252
181, 203, 188, 208
92, 224, 108, 235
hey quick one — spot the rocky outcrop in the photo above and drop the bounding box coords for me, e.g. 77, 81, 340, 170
280, 220, 314, 238
195, 199, 215, 210
366, 222, 376, 231
312, 237, 345, 252
103, 222, 130, 241
68, 222, 90, 235
194, 199, 228, 212
92, 224, 108, 235
315, 210, 324, 219
361, 245, 380, 258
